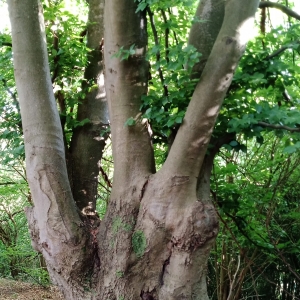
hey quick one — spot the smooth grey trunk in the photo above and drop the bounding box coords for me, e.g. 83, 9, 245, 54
188, 0, 225, 78
98, 0, 259, 299
8, 1, 96, 298
8, 0, 259, 299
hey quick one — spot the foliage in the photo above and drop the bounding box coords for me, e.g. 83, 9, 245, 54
0, 166, 49, 285
138, 1, 200, 148
208, 133, 300, 299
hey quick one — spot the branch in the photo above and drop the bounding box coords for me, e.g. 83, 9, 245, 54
51, 31, 60, 83
163, 0, 259, 177
0, 42, 12, 47
257, 121, 300, 132
0, 182, 18, 185
147, 7, 169, 97
104, 0, 154, 183
160, 9, 170, 64
99, 166, 112, 188
210, 132, 236, 157
12, 165, 27, 183
1, 78, 19, 110
267, 40, 300, 59
227, 255, 241, 300
79, 28, 87, 43
259, 1, 300, 21
168, 9, 179, 46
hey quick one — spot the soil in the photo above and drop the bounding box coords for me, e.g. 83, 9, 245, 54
0, 278, 64, 300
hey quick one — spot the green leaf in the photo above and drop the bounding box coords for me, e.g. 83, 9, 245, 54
125, 117, 136, 127
135, 1, 147, 13
283, 145, 296, 154
166, 118, 175, 127
175, 116, 183, 124
229, 141, 238, 147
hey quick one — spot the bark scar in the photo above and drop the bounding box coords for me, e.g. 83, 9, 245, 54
140, 290, 155, 300
139, 178, 149, 201
159, 250, 171, 286
171, 175, 189, 186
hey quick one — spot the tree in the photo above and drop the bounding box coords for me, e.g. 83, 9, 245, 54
7, 0, 260, 299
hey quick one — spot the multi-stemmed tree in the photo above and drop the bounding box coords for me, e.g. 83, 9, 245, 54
7, 0, 259, 299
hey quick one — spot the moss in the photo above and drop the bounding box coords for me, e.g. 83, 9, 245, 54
112, 217, 133, 234
132, 230, 147, 258
116, 270, 124, 278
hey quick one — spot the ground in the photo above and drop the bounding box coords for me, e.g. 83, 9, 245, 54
0, 278, 64, 300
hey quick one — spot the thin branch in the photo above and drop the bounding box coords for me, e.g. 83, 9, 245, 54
227, 255, 241, 300
1, 78, 19, 109
249, 266, 260, 300
12, 165, 27, 182
51, 31, 60, 83
211, 191, 243, 253
255, 262, 300, 300
0, 182, 19, 185
0, 42, 12, 47
146, 7, 169, 97
99, 166, 112, 188
97, 180, 111, 194
257, 121, 300, 132
11, 209, 24, 217
79, 28, 87, 43
101, 157, 113, 164
267, 40, 300, 59
168, 8, 179, 45
160, 9, 170, 64
259, 1, 300, 21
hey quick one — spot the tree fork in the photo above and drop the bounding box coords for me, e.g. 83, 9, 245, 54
8, 0, 260, 299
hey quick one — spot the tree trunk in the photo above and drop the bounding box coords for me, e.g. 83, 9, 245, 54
8, 1, 96, 297
69, 0, 109, 211
8, 0, 259, 299
188, 0, 225, 79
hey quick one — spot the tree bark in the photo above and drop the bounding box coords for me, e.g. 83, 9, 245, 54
8, 1, 97, 298
69, 0, 109, 211
188, 0, 225, 79
8, 0, 259, 299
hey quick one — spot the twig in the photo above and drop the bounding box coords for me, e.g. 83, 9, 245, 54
267, 40, 300, 59
259, 1, 300, 21
257, 121, 300, 132
168, 8, 179, 45
99, 166, 112, 188
0, 42, 12, 47
1, 78, 19, 110
161, 9, 170, 63
146, 7, 169, 97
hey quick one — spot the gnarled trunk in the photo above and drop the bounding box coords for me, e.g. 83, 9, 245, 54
8, 0, 259, 299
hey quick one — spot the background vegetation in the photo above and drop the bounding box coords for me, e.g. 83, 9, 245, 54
1, 0, 300, 298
